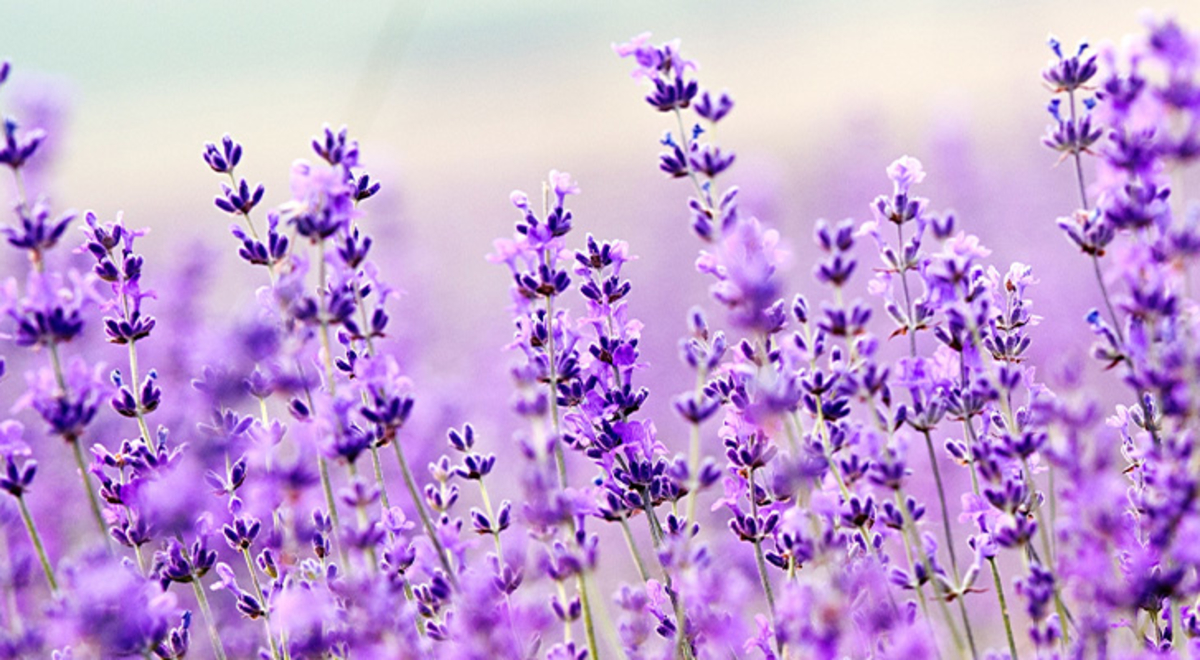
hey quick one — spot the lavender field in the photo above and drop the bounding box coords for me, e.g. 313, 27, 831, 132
4, 3, 1200, 659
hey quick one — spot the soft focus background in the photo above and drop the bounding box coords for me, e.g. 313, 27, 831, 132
2, 1, 1198, 433
3, 1, 1200, 654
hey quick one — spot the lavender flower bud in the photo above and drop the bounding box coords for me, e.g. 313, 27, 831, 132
202, 134, 242, 174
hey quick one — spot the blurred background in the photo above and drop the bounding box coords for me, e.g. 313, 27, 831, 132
4, 1, 1200, 432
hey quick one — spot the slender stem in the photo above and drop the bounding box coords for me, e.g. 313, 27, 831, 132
478, 479, 525, 655
540, 269, 599, 660
1022, 458, 1072, 647
403, 580, 425, 638
989, 557, 1020, 660
684, 362, 708, 524
1067, 90, 1090, 214
126, 341, 153, 445
962, 320, 1081, 643
896, 508, 940, 657
1170, 596, 1181, 655
921, 428, 978, 658
638, 500, 693, 660
12, 169, 29, 212
575, 574, 599, 658
808, 406, 878, 554
46, 340, 67, 393
346, 461, 379, 572
672, 108, 711, 207
896, 490, 965, 658
1021, 458, 1056, 571
47, 326, 110, 550
369, 444, 391, 511
242, 547, 280, 660
1090, 253, 1125, 346
104, 237, 155, 448
1067, 91, 1163, 449
351, 283, 392, 514
962, 401, 1020, 659
259, 397, 275, 473
583, 571, 631, 660
393, 440, 456, 583
131, 543, 147, 576
70, 436, 111, 548
478, 479, 503, 556
16, 496, 56, 593
900, 223, 974, 658
555, 581, 574, 643
351, 272, 378, 358
315, 240, 338, 398
544, 294, 568, 489
192, 577, 229, 660
296, 360, 344, 563
956, 592, 979, 659
1048, 467, 1058, 557
619, 518, 650, 583
226, 171, 263, 242
920, 430, 961, 574
316, 454, 345, 566
896, 221, 918, 356
748, 469, 782, 658
747, 470, 776, 615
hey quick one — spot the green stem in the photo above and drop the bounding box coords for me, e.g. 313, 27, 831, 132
683, 361, 709, 525
555, 581, 574, 644
576, 574, 599, 658
242, 547, 280, 660
478, 479, 503, 557
544, 294, 568, 489
226, 172, 262, 242
896, 489, 965, 658
1022, 458, 1072, 647
295, 360, 345, 567
896, 221, 918, 356
126, 341, 153, 445
619, 518, 650, 583
540, 272, 600, 660
315, 240, 338, 398
192, 578, 229, 660
346, 461, 379, 571
70, 436, 111, 549
922, 429, 978, 658
747, 470, 776, 615
46, 339, 67, 393
672, 107, 711, 207
16, 496, 56, 593
685, 420, 702, 525
988, 557, 1020, 660
393, 440, 456, 583
369, 444, 391, 511
316, 454, 346, 567
748, 469, 782, 658
920, 430, 960, 572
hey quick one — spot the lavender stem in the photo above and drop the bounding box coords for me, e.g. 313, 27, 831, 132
16, 495, 56, 593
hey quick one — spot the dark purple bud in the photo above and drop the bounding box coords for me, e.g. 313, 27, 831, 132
695, 90, 734, 123
0, 456, 36, 497
202, 134, 243, 174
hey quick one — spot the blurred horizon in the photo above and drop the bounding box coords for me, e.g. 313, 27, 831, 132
3, 0, 1199, 429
